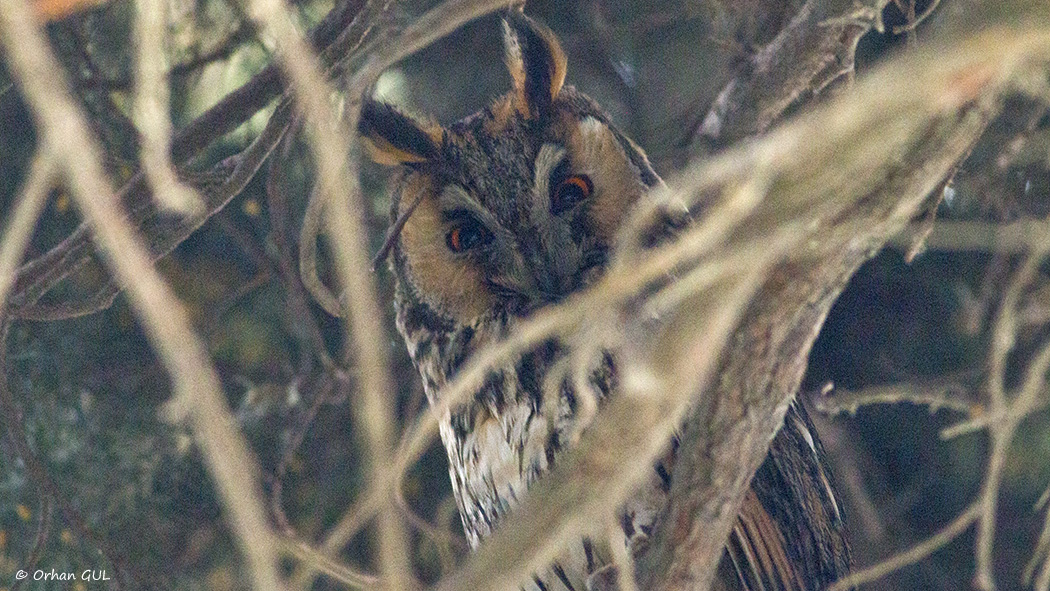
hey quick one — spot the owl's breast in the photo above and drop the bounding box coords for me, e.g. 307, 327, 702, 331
440, 388, 553, 546
395, 285, 669, 590
410, 327, 570, 546
429, 347, 608, 591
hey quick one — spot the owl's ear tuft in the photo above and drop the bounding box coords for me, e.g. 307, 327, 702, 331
502, 10, 567, 118
359, 100, 443, 166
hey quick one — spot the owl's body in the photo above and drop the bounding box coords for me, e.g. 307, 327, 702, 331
386, 87, 666, 589
362, 11, 850, 590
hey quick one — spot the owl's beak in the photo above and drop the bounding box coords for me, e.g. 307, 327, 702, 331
488, 244, 602, 315
485, 276, 558, 315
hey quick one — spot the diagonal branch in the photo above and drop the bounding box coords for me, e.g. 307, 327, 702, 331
6, 0, 369, 320
639, 20, 1047, 591
0, 2, 289, 589
690, 0, 892, 155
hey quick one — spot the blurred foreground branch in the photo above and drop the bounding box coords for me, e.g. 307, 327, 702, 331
640, 22, 1044, 591
0, 1, 288, 590
4, 0, 369, 320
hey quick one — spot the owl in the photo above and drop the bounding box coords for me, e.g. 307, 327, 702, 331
360, 10, 850, 591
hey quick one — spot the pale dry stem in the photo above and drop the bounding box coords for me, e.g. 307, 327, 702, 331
133, 0, 203, 215
815, 380, 977, 417
234, 0, 413, 585
975, 233, 1050, 591
0, 2, 286, 590
0, 149, 57, 304
830, 502, 982, 590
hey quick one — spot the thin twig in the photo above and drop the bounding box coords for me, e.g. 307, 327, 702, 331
235, 0, 413, 586
263, 131, 338, 372
394, 485, 462, 575
1024, 480, 1050, 590
270, 373, 334, 534
0, 150, 56, 303
974, 233, 1050, 591
296, 0, 393, 316
297, 183, 342, 317
278, 537, 380, 589
893, 0, 942, 34
829, 502, 982, 591
814, 380, 977, 416
132, 0, 202, 214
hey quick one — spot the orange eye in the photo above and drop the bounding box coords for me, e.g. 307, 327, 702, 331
445, 216, 491, 253
551, 174, 593, 214
447, 227, 462, 252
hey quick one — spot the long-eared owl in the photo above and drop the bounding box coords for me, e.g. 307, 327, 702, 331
360, 10, 851, 591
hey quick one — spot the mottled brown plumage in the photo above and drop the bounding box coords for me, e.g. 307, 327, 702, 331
360, 10, 850, 590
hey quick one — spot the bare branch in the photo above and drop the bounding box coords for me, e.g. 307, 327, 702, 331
234, 0, 413, 584
7, 0, 368, 319
975, 237, 1050, 591
0, 3, 287, 590
1024, 484, 1050, 591
0, 150, 56, 303
814, 380, 978, 416
132, 0, 202, 214
691, 0, 889, 154
13, 102, 293, 321
829, 502, 981, 590
278, 538, 380, 589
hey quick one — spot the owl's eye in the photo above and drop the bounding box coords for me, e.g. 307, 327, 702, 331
551, 174, 593, 215
445, 216, 492, 253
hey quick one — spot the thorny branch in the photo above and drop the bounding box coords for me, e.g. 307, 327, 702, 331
814, 379, 978, 417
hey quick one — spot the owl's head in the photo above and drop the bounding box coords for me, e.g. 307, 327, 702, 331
361, 11, 661, 325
